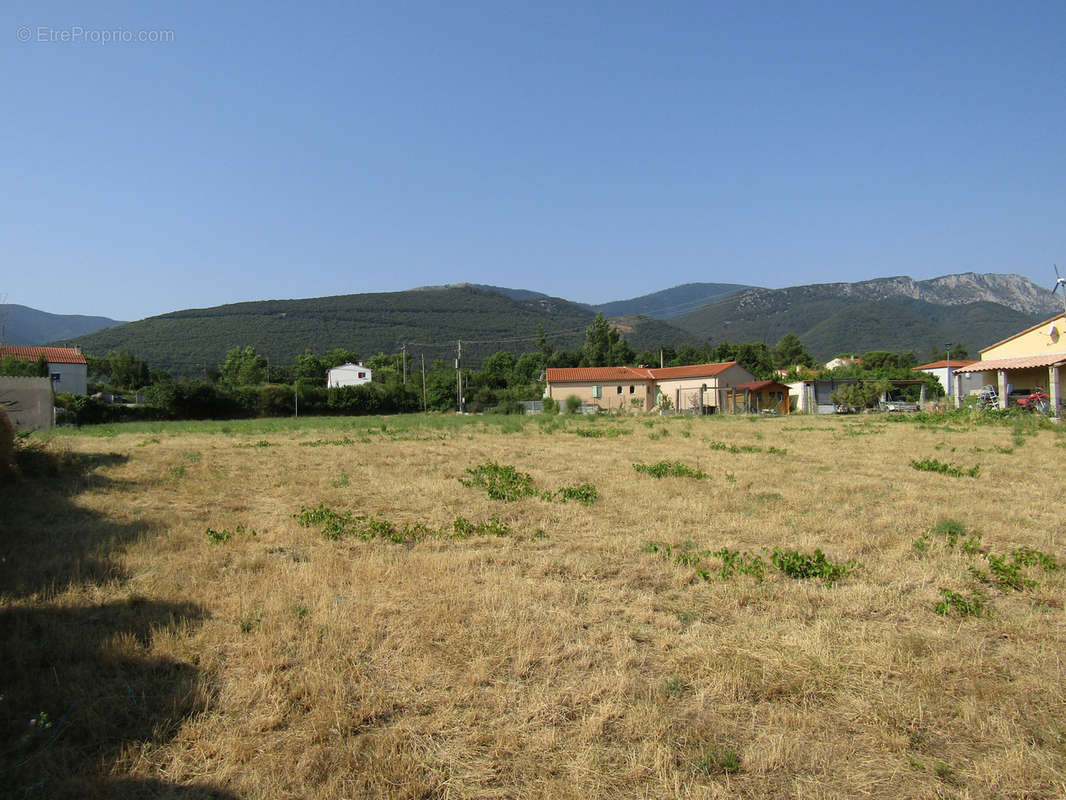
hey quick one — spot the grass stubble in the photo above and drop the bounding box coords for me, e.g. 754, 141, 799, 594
1, 413, 1064, 798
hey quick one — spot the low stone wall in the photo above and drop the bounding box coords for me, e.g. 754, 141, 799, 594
0, 377, 54, 430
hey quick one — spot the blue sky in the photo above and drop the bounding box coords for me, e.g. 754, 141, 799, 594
3, 1, 1064, 320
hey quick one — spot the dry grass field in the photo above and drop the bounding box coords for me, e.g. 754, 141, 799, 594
2, 412, 1065, 799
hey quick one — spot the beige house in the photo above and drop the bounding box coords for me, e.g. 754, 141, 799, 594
954, 313, 1066, 414
544, 362, 755, 413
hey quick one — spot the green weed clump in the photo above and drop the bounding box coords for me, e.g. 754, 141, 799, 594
912, 520, 984, 557
574, 427, 628, 438
692, 746, 741, 776
553, 484, 598, 505
714, 547, 766, 581
707, 440, 786, 455
632, 460, 708, 479
295, 504, 524, 543
452, 515, 511, 538
934, 588, 989, 617
910, 458, 980, 478
459, 461, 536, 501
770, 548, 855, 587
206, 524, 256, 544
459, 461, 598, 505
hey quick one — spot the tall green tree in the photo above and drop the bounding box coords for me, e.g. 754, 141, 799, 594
293, 350, 326, 383
581, 312, 634, 367
771, 334, 814, 369
108, 350, 149, 389
219, 346, 268, 388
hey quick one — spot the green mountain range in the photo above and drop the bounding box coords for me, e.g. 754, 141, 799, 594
64, 287, 691, 376
591, 282, 752, 319
1, 304, 125, 346
24, 271, 1058, 376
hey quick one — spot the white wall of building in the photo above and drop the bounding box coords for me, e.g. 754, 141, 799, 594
327, 363, 372, 388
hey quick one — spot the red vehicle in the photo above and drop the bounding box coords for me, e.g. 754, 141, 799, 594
1016, 388, 1051, 414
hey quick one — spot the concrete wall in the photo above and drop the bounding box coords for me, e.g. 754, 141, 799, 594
48, 363, 87, 395
0, 377, 54, 430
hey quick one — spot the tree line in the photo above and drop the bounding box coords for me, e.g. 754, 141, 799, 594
1, 312, 952, 424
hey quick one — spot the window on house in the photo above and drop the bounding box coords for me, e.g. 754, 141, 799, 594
617, 386, 622, 394
592, 386, 602, 398
51, 373, 61, 382
629, 385, 635, 394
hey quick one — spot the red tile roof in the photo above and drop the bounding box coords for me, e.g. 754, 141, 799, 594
954, 354, 1066, 373
0, 346, 87, 365
914, 360, 978, 370
546, 362, 740, 383
546, 366, 655, 382
649, 361, 739, 379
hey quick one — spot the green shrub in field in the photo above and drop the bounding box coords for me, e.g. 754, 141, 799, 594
633, 460, 707, 479
541, 396, 558, 415
458, 461, 537, 501
553, 483, 598, 505
770, 548, 855, 586
206, 524, 256, 544
296, 504, 520, 543
910, 458, 979, 478
459, 461, 599, 505
934, 588, 988, 617
564, 395, 582, 414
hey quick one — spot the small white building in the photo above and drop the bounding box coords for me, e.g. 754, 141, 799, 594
913, 359, 983, 399
327, 362, 372, 388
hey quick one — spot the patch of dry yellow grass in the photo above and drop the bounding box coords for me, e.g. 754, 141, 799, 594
2, 414, 1065, 798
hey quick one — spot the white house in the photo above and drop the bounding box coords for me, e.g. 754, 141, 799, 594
327, 362, 372, 388
0, 346, 88, 395
913, 359, 983, 400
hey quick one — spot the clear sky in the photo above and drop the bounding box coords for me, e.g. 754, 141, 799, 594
3, 1, 1064, 320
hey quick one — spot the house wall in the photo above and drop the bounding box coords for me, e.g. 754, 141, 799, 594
546, 380, 654, 412
327, 365, 372, 388
983, 314, 1066, 359
0, 377, 54, 430
655, 365, 756, 412
47, 363, 87, 395
921, 366, 984, 397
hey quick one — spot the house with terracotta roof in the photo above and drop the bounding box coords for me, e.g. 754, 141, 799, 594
914, 359, 982, 400
544, 362, 755, 413
0, 346, 88, 395
953, 313, 1066, 414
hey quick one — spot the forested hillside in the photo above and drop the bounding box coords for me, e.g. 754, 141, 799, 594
678, 293, 1043, 361
67, 287, 694, 376
1, 304, 124, 345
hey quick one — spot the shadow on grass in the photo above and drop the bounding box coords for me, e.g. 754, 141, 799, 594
0, 443, 236, 799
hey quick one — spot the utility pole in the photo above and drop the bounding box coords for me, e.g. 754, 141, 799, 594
401, 343, 407, 385
421, 353, 427, 412
456, 340, 462, 413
